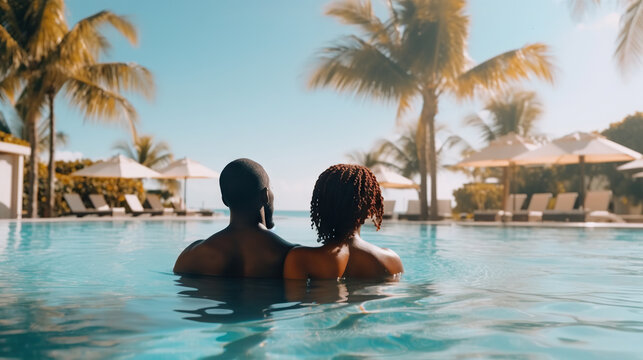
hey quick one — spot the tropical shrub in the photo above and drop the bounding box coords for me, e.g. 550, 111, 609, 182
0, 130, 29, 146
453, 183, 503, 213
24, 159, 145, 217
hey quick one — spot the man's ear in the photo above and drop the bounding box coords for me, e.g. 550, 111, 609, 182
259, 187, 269, 205
221, 194, 229, 207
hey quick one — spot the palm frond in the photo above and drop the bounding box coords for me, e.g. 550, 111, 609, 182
308, 35, 417, 101
464, 113, 496, 143
63, 76, 138, 127
397, 0, 468, 82
615, 0, 643, 71
25, 0, 67, 61
0, 24, 25, 71
82, 62, 155, 99
326, 0, 393, 45
57, 11, 137, 66
455, 43, 554, 99
0, 73, 23, 104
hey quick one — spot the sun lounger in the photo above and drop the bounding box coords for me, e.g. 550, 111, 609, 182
63, 193, 112, 217
437, 199, 452, 219
474, 193, 527, 222
88, 194, 126, 216
541, 192, 579, 221
124, 194, 164, 216
383, 200, 395, 220
145, 194, 174, 215
398, 200, 421, 220
543, 191, 622, 222
512, 193, 552, 222
171, 200, 214, 216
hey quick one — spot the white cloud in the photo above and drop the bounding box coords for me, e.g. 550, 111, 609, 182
55, 150, 84, 161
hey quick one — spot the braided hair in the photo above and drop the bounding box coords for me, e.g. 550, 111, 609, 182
310, 164, 383, 245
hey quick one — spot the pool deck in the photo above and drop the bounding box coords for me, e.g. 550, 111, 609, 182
3, 214, 643, 229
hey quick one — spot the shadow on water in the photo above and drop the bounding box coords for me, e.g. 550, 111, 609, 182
175, 276, 414, 359
174, 276, 395, 324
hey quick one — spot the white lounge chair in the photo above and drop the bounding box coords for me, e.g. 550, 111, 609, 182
63, 193, 111, 217
146, 194, 174, 215
124, 194, 164, 216
543, 191, 622, 222
382, 200, 395, 220
512, 193, 552, 222
542, 192, 579, 221
398, 200, 420, 220
437, 199, 452, 219
89, 194, 126, 216
474, 194, 527, 222
171, 199, 214, 216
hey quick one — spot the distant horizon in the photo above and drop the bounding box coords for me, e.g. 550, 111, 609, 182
3, 0, 642, 211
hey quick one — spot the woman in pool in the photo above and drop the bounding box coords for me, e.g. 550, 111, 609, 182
283, 164, 403, 280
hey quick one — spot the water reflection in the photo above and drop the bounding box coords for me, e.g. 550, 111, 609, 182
174, 276, 395, 324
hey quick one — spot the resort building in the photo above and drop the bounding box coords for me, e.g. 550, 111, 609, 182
0, 140, 30, 219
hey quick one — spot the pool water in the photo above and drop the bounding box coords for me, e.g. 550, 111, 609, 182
1, 216, 642, 359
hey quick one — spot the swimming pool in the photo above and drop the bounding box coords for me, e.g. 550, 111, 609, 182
1, 216, 642, 359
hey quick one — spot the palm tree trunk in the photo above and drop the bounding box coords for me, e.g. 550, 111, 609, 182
417, 105, 429, 221
46, 90, 56, 218
27, 116, 39, 218
420, 91, 439, 220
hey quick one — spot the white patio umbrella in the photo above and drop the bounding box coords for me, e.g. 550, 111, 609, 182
158, 157, 219, 207
513, 132, 642, 202
617, 158, 643, 171
371, 165, 419, 189
455, 133, 539, 208
71, 155, 162, 178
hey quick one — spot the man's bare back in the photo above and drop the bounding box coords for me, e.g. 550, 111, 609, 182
174, 224, 293, 278
173, 159, 294, 278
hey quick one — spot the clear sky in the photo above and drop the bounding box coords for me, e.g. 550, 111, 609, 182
9, 0, 643, 210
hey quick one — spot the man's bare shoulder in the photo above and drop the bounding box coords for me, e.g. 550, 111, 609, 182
173, 232, 232, 274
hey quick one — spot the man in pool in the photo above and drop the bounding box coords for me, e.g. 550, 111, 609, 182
173, 158, 294, 278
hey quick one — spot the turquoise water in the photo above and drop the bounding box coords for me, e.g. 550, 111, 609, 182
1, 216, 642, 359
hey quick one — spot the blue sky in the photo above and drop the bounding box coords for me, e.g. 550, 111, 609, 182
7, 0, 643, 210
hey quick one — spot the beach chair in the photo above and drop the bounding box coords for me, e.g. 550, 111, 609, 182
437, 199, 452, 220
171, 199, 214, 216
541, 192, 579, 221
512, 193, 552, 222
382, 200, 395, 220
63, 193, 112, 217
88, 194, 126, 216
473, 193, 527, 222
543, 191, 622, 222
398, 200, 421, 220
145, 194, 174, 215
124, 194, 164, 216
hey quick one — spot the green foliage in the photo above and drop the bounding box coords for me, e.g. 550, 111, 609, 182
465, 90, 543, 142
23, 159, 145, 217
0, 129, 29, 146
453, 183, 503, 213
599, 113, 643, 205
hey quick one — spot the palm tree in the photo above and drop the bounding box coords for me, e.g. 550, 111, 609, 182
346, 148, 386, 168
464, 89, 543, 143
113, 134, 173, 169
309, 0, 553, 219
378, 122, 463, 182
570, 0, 643, 72
0, 0, 154, 217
